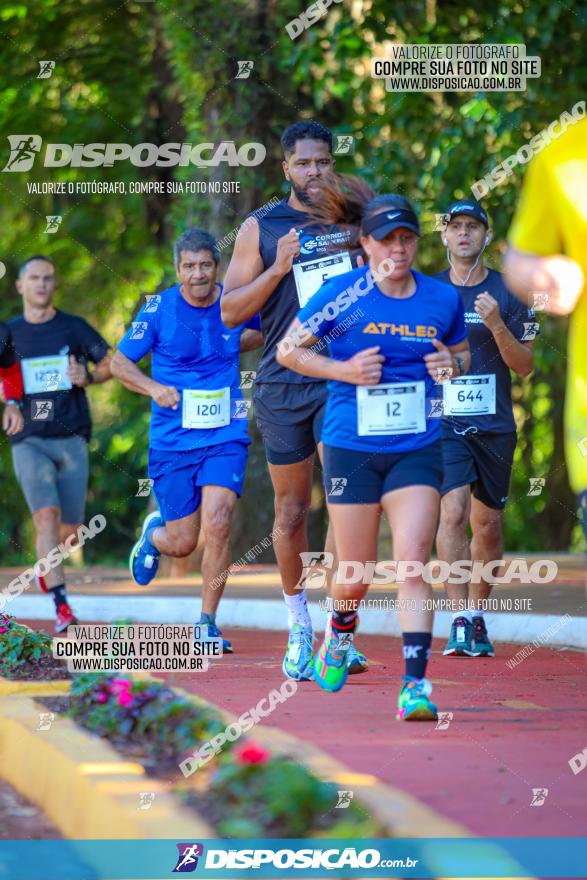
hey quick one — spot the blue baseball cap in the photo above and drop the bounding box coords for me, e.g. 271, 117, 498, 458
445, 200, 489, 227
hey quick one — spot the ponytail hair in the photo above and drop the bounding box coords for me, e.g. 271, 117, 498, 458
305, 174, 376, 256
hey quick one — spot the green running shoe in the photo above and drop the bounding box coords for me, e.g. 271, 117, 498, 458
472, 617, 495, 657
443, 616, 476, 656
282, 624, 314, 680
397, 676, 438, 721
313, 629, 353, 692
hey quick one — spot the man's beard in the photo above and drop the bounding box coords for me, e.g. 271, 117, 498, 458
291, 178, 319, 206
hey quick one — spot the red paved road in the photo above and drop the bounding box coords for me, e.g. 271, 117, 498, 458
26, 620, 587, 838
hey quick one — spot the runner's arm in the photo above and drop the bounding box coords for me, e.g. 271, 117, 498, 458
111, 350, 179, 409
221, 219, 298, 327
503, 247, 583, 317
424, 339, 471, 382
492, 330, 534, 378
239, 330, 263, 352
276, 318, 385, 384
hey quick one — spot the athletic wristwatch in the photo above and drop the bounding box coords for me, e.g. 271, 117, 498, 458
84, 365, 95, 384
5, 398, 22, 409
453, 355, 465, 376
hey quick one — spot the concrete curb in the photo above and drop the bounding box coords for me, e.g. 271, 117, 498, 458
10, 595, 587, 649
0, 676, 71, 697
0, 693, 214, 839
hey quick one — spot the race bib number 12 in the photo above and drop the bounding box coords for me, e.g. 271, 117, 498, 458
357, 382, 426, 436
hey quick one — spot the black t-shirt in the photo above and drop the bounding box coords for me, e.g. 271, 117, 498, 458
8, 310, 109, 444
255, 198, 354, 384
433, 268, 537, 433
0, 321, 15, 368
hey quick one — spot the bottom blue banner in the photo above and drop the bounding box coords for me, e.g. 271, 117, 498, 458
0, 837, 585, 879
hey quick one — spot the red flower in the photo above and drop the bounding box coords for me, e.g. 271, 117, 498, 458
234, 742, 270, 765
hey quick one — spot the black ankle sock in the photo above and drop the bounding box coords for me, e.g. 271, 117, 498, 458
331, 609, 358, 634
402, 632, 432, 679
48, 584, 67, 611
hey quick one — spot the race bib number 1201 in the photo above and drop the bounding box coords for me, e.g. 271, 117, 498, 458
182, 388, 231, 429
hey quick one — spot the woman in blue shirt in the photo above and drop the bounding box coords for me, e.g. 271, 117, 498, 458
277, 193, 470, 721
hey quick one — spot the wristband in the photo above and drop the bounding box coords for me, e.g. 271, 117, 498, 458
6, 398, 22, 409
85, 365, 95, 385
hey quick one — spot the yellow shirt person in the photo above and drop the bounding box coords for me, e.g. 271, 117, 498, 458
505, 115, 587, 499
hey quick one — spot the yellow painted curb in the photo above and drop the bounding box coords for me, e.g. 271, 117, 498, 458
0, 695, 214, 839
138, 675, 469, 839
0, 675, 71, 697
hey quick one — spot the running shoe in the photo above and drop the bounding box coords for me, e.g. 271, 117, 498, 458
129, 510, 164, 586
198, 621, 233, 654
396, 676, 438, 721
55, 603, 78, 634
313, 629, 353, 692
472, 617, 495, 657
325, 614, 368, 674
282, 624, 314, 681
347, 641, 369, 675
443, 616, 475, 656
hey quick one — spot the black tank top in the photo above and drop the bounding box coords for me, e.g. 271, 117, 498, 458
255, 198, 353, 383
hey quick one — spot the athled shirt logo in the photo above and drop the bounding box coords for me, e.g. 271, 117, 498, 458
363, 322, 438, 339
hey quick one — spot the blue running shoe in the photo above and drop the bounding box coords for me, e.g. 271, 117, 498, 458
198, 621, 233, 654
443, 616, 475, 656
347, 641, 369, 675
282, 624, 314, 681
129, 511, 164, 586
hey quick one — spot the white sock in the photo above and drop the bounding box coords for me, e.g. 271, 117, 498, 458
283, 589, 312, 629
453, 610, 472, 622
